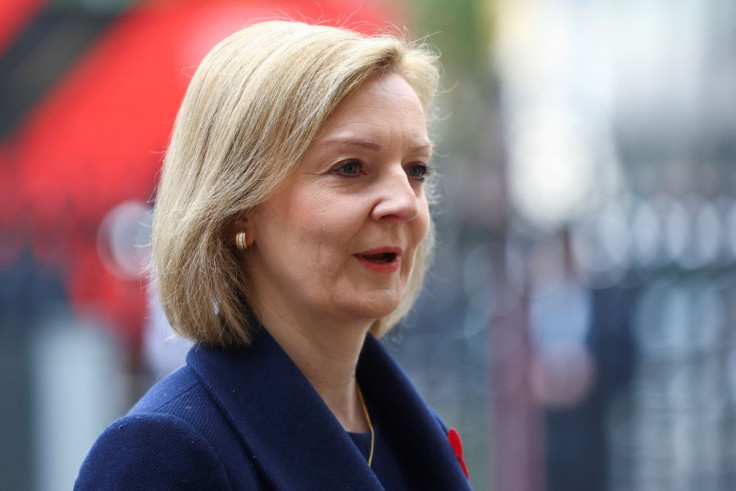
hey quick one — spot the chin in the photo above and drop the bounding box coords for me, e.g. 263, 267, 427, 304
334, 293, 402, 324
357, 297, 402, 321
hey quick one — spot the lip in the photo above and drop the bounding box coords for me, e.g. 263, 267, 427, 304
354, 247, 403, 273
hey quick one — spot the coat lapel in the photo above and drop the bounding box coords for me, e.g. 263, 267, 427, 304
358, 336, 473, 490
187, 327, 382, 490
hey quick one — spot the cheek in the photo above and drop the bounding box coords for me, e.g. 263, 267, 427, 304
403, 204, 431, 273
284, 197, 361, 261
305, 192, 365, 236
414, 201, 431, 243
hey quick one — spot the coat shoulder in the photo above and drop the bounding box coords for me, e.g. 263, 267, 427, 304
75, 366, 266, 490
74, 411, 231, 490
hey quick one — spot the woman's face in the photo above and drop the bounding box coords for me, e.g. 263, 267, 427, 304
244, 73, 432, 327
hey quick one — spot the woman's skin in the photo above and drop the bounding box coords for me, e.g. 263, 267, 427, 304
239, 72, 433, 432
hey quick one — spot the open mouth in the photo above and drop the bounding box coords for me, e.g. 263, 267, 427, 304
355, 248, 402, 273
360, 252, 398, 264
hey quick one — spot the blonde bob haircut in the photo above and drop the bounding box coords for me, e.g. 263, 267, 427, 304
152, 20, 440, 347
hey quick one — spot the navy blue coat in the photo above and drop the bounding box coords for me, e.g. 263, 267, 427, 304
75, 326, 472, 490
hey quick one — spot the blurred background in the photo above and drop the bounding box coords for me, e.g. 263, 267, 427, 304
1, 0, 735, 489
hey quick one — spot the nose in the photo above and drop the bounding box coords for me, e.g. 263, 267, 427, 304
370, 167, 420, 223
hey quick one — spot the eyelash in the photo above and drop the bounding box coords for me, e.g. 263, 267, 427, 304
332, 160, 432, 181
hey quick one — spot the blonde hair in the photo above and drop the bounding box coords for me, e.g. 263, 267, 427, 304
152, 20, 440, 347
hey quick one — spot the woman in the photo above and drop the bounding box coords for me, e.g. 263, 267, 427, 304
76, 20, 471, 490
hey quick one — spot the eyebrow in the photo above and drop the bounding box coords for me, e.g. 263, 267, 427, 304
321, 136, 434, 154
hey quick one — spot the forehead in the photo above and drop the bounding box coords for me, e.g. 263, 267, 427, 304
314, 73, 430, 146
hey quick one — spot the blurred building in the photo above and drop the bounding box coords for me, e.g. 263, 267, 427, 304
488, 0, 736, 490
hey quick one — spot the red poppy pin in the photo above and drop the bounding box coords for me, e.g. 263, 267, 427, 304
447, 427, 470, 480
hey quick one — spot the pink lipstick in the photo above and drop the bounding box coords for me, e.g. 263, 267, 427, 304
355, 247, 402, 273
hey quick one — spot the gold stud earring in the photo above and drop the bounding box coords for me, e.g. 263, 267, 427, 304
235, 231, 248, 252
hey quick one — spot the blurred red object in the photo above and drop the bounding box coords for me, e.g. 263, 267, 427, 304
0, 0, 47, 53
4, 0, 404, 352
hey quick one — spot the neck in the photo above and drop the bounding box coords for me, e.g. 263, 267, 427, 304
255, 302, 372, 433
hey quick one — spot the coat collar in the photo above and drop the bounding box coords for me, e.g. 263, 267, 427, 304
187, 326, 471, 490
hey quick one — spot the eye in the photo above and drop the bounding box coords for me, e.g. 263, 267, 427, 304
406, 163, 431, 180
333, 159, 364, 176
